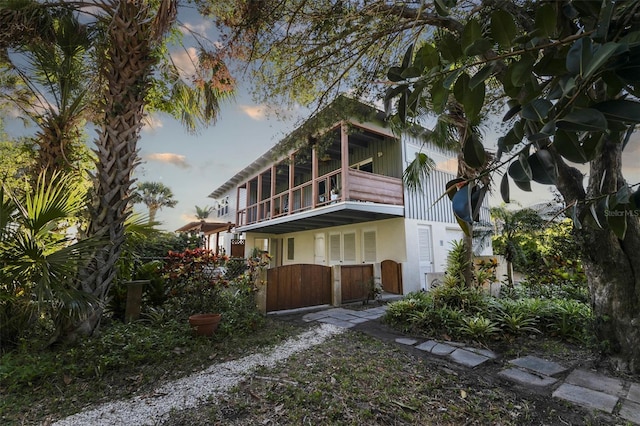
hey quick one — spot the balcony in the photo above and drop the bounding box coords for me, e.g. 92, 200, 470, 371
235, 121, 405, 234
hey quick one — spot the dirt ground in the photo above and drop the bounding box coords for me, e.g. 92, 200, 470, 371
161, 312, 634, 425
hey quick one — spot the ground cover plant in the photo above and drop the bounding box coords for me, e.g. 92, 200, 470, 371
384, 236, 593, 348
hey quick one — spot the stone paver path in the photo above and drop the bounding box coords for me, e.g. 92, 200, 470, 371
299, 306, 640, 425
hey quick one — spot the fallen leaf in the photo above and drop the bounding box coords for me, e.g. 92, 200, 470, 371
460, 389, 467, 399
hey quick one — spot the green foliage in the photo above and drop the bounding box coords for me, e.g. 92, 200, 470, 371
161, 248, 229, 319
385, 279, 592, 344
0, 171, 100, 348
458, 315, 501, 341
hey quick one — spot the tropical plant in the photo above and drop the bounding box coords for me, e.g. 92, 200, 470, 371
458, 315, 501, 341
490, 206, 545, 286
2, 0, 236, 341
131, 181, 178, 224
0, 171, 100, 347
194, 205, 214, 220
162, 248, 229, 319
0, 5, 95, 184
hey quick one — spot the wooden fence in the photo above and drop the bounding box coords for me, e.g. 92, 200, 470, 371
266, 264, 331, 312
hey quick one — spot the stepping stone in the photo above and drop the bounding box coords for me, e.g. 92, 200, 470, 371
302, 311, 331, 322
499, 367, 558, 387
565, 369, 624, 396
552, 383, 618, 414
317, 318, 355, 328
627, 383, 640, 404
349, 317, 370, 324
463, 347, 498, 359
415, 340, 438, 352
326, 311, 360, 321
395, 337, 418, 346
509, 355, 567, 377
619, 399, 640, 424
431, 343, 456, 356
449, 348, 491, 368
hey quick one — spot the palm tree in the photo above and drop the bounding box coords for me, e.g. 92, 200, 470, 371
0, 171, 100, 347
0, 5, 94, 185
195, 205, 213, 220
490, 205, 544, 286
131, 181, 178, 223
2, 0, 235, 340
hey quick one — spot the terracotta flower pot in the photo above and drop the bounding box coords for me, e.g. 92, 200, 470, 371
188, 313, 222, 337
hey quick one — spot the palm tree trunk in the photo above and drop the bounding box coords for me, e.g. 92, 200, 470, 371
63, 0, 177, 342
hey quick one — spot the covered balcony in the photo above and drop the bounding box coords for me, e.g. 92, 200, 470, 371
235, 121, 405, 234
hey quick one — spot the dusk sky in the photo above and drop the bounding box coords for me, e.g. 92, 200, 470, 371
4, 5, 639, 233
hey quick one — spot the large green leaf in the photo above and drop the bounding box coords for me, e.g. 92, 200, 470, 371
414, 43, 440, 70
462, 19, 482, 55
535, 3, 557, 37
470, 65, 495, 89
491, 10, 516, 48
556, 108, 608, 131
454, 73, 485, 123
511, 56, 536, 87
508, 157, 531, 182
522, 99, 553, 122
584, 42, 620, 79
528, 150, 557, 184
439, 33, 463, 62
500, 173, 510, 203
387, 67, 405, 82
592, 99, 640, 123
463, 135, 486, 168
513, 179, 532, 192
430, 78, 449, 114
566, 38, 593, 76
553, 130, 590, 163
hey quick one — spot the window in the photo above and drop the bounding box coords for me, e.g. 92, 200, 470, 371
217, 196, 229, 217
287, 237, 295, 260
363, 230, 376, 263
329, 232, 357, 264
329, 234, 341, 263
350, 158, 373, 173
343, 233, 356, 262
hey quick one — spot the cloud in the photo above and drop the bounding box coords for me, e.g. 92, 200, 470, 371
144, 153, 191, 169
142, 115, 164, 132
239, 104, 268, 120
179, 20, 213, 37
171, 47, 199, 80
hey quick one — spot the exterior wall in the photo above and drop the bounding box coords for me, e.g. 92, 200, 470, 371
245, 217, 408, 279
403, 219, 465, 292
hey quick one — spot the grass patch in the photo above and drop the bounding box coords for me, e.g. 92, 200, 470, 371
0, 318, 305, 425
161, 331, 604, 425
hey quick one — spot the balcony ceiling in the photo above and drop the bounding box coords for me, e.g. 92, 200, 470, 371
236, 202, 403, 235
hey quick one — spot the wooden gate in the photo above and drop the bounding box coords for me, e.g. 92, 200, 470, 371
341, 264, 374, 303
266, 264, 331, 312
381, 260, 403, 294
230, 239, 245, 258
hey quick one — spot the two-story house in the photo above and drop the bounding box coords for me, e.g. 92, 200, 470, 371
208, 98, 490, 311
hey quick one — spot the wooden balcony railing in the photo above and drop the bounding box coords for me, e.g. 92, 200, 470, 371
236, 168, 403, 227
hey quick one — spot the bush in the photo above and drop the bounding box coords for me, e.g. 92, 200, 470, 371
162, 248, 229, 319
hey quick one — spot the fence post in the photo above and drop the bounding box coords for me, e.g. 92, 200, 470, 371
331, 265, 342, 307
255, 268, 267, 314
124, 280, 148, 323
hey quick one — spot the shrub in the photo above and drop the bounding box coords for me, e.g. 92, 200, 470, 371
458, 315, 501, 341
162, 248, 229, 319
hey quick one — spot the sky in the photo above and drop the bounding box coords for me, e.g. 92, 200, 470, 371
3, 6, 640, 233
